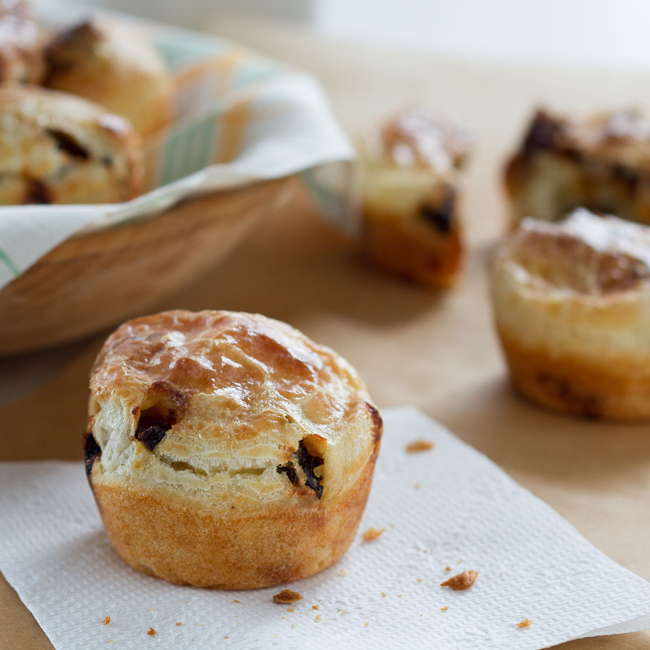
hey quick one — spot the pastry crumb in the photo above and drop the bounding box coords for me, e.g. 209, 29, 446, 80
147, 627, 156, 637
102, 616, 110, 625
362, 527, 385, 542
233, 599, 241, 604
406, 440, 434, 453
417, 578, 422, 583
414, 481, 421, 489
273, 589, 303, 605
381, 592, 386, 598
517, 618, 531, 629
315, 615, 322, 621
175, 622, 181, 626
441, 606, 449, 612
365, 621, 369, 627
312, 605, 319, 610
440, 570, 478, 591
445, 566, 452, 572
340, 569, 347, 576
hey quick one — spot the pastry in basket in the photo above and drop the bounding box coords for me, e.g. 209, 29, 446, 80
0, 0, 43, 83
44, 16, 175, 137
489, 208, 650, 419
0, 86, 142, 204
358, 107, 471, 288
85, 310, 383, 589
505, 108, 650, 227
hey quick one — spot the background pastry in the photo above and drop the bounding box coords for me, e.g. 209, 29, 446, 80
0, 85, 142, 204
358, 107, 471, 288
85, 310, 383, 589
505, 108, 650, 227
0, 0, 43, 83
44, 16, 175, 138
489, 208, 650, 419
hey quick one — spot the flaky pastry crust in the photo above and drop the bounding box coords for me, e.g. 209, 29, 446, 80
86, 310, 382, 588
505, 108, 650, 227
44, 17, 175, 138
490, 209, 650, 419
0, 85, 142, 204
358, 108, 471, 288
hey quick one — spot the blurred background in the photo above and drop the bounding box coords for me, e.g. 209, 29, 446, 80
35, 0, 650, 69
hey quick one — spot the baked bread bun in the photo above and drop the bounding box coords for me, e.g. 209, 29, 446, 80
0, 0, 43, 83
44, 17, 175, 137
85, 310, 382, 589
0, 86, 142, 205
489, 208, 650, 419
358, 107, 471, 288
505, 108, 650, 227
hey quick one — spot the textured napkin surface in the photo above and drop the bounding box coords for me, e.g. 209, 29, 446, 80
1, 407, 650, 649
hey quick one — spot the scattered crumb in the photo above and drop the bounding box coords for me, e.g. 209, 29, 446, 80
406, 440, 434, 453
362, 527, 385, 542
365, 621, 369, 627
273, 590, 303, 605
441, 607, 449, 612
175, 622, 181, 626
440, 570, 478, 591
103, 616, 111, 625
445, 566, 452, 572
517, 618, 531, 629
457, 560, 463, 565
340, 569, 347, 576
315, 615, 322, 621
291, 625, 296, 629
312, 605, 319, 610
381, 592, 386, 598
109, 640, 114, 644
417, 578, 422, 583
233, 599, 241, 604
414, 481, 421, 489
147, 628, 156, 637
150, 606, 156, 611
224, 636, 229, 639
398, 594, 402, 598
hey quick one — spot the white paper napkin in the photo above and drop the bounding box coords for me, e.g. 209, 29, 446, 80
1, 407, 649, 650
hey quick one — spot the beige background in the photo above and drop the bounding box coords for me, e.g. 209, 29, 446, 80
2, 17, 650, 649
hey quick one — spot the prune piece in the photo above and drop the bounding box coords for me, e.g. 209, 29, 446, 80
83, 431, 101, 476
276, 462, 299, 485
46, 128, 90, 160
295, 439, 324, 499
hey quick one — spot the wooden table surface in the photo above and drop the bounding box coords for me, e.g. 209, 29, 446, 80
2, 15, 650, 650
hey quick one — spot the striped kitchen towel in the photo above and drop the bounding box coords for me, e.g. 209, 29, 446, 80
0, 10, 355, 290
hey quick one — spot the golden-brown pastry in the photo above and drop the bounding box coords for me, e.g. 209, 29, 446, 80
0, 86, 142, 204
44, 17, 175, 137
358, 107, 471, 288
85, 310, 382, 589
505, 108, 650, 227
489, 208, 650, 419
0, 0, 43, 83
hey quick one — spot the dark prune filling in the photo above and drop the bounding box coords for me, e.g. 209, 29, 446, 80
276, 439, 324, 499
46, 128, 90, 160
26, 178, 51, 204
134, 410, 175, 451
83, 431, 101, 477
295, 439, 324, 499
419, 189, 455, 235
276, 462, 299, 485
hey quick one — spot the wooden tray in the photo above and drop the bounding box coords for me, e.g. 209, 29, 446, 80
0, 177, 292, 357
